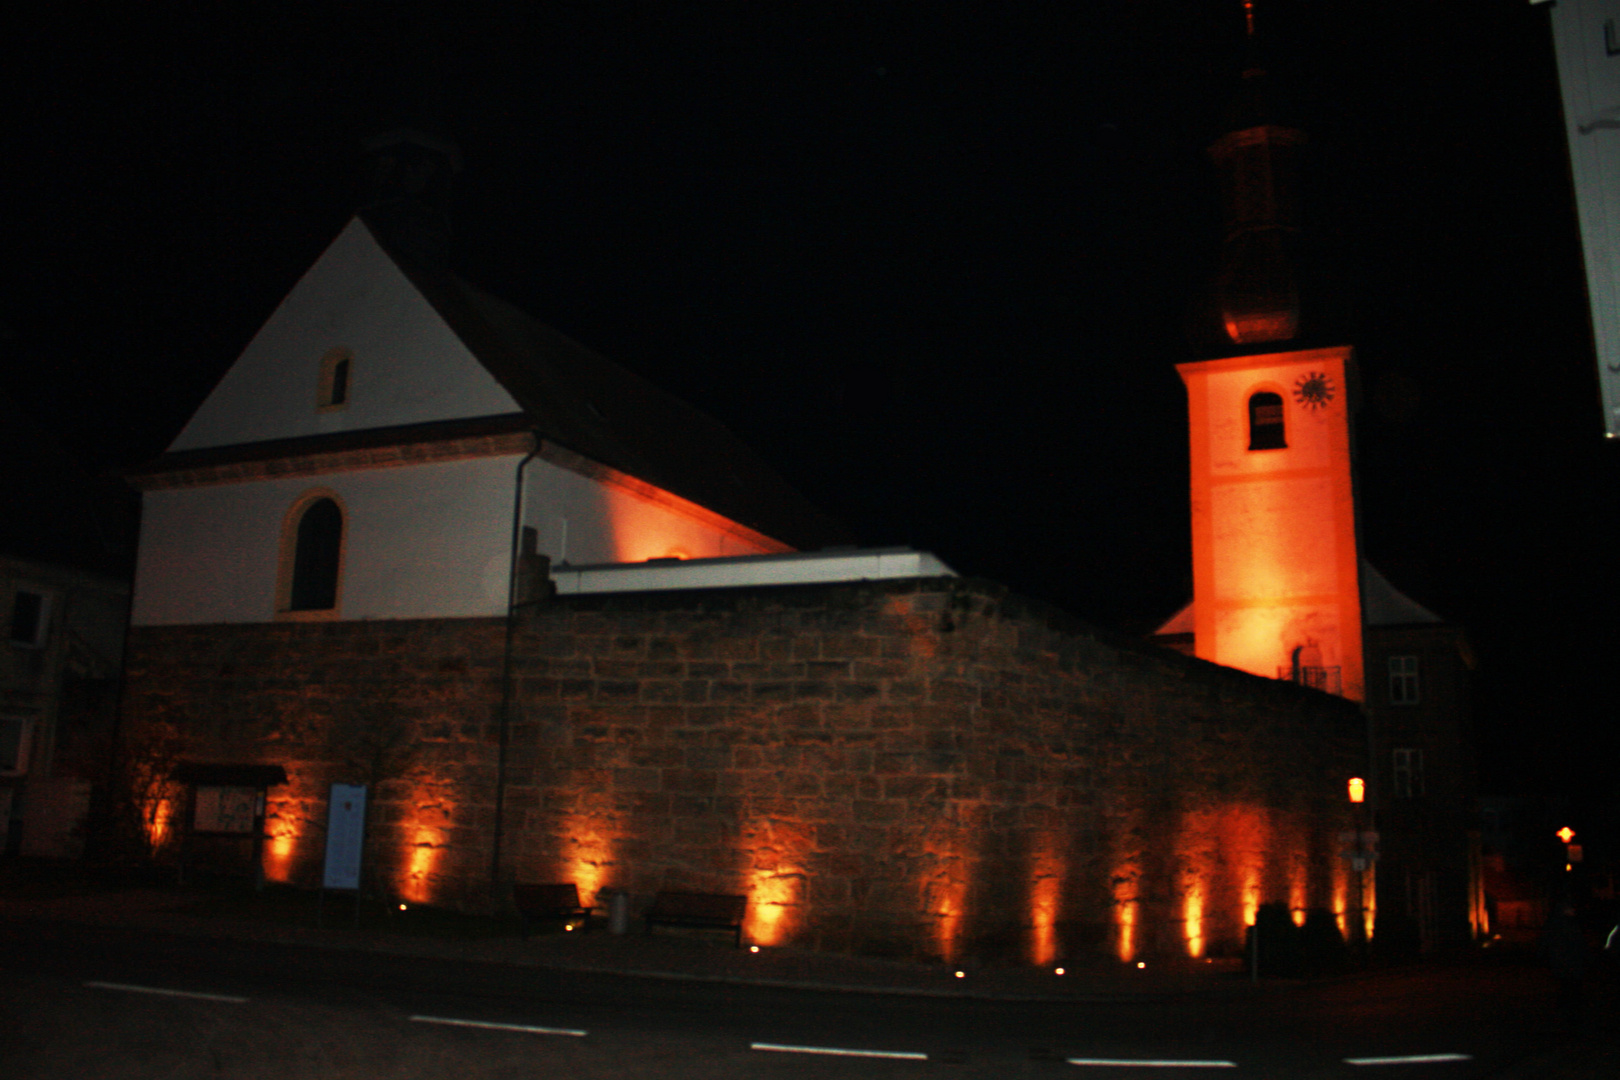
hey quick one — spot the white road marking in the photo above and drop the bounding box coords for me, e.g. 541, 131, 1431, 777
408, 1015, 587, 1037
84, 980, 248, 1004
1067, 1058, 1237, 1068
751, 1041, 928, 1060
1345, 1054, 1473, 1066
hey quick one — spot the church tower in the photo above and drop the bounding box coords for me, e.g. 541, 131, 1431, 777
1166, 8, 1365, 702
1159, 6, 1483, 952
1177, 347, 1364, 701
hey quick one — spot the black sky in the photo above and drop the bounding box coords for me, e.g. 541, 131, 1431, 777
2, 2, 1615, 801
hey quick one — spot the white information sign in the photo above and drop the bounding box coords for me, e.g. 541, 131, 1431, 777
322, 783, 367, 891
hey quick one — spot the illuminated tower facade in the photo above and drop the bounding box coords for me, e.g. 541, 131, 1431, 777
1169, 11, 1364, 702
1177, 346, 1364, 702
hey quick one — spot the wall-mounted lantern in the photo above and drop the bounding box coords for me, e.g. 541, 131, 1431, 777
1347, 777, 1365, 804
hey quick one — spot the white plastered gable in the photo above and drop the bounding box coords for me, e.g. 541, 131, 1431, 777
169, 217, 520, 452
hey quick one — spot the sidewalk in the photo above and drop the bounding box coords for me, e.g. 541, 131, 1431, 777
0, 861, 1256, 1003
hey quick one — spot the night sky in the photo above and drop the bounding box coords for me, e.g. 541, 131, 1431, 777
2, 3, 1615, 804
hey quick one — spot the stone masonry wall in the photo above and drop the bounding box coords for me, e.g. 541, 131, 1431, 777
119, 577, 1364, 964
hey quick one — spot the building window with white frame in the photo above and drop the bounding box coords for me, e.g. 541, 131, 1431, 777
1392, 747, 1425, 799
7, 588, 51, 647
1388, 654, 1421, 705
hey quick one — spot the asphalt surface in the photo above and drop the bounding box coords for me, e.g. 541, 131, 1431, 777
2, 866, 1617, 1078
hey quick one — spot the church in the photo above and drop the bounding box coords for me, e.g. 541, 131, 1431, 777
114, 35, 1476, 962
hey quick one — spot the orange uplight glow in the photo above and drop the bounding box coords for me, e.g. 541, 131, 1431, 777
397, 779, 456, 905
1028, 847, 1065, 967
585, 467, 789, 565
143, 797, 176, 853
264, 828, 299, 884
1288, 843, 1309, 927
1348, 778, 1365, 804
748, 868, 804, 948
930, 880, 966, 964
1117, 899, 1138, 964
741, 816, 815, 947
1184, 886, 1206, 958
557, 813, 617, 906
1111, 857, 1141, 964
1174, 808, 1219, 958
1362, 871, 1376, 942
1228, 805, 1269, 929
1332, 862, 1349, 937
402, 828, 442, 904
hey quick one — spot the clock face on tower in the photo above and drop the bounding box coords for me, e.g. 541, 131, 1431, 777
1293, 371, 1335, 410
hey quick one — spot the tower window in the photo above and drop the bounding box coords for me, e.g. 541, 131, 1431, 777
8, 589, 50, 647
318, 348, 352, 410
1392, 748, 1425, 799
1248, 392, 1286, 449
1388, 655, 1421, 705
285, 497, 343, 612
0, 715, 33, 775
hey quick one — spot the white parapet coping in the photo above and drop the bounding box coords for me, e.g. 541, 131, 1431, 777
549, 547, 957, 596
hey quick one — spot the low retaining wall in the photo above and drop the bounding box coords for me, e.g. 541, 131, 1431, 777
120, 576, 1364, 963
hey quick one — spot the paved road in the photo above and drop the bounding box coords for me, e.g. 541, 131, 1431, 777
0, 920, 1606, 1078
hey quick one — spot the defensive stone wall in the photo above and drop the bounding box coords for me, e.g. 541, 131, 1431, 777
119, 577, 1364, 964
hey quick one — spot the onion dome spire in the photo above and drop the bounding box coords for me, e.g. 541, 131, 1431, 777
1207, 3, 1305, 346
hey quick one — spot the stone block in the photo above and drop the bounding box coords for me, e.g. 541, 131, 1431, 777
751, 682, 793, 703
663, 769, 719, 795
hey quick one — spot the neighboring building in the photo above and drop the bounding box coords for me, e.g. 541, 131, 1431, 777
116, 215, 1368, 963
0, 392, 132, 857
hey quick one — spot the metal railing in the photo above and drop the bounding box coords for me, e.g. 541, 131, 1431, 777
1277, 665, 1341, 694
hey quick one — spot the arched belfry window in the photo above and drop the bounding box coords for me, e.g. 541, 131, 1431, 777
279, 493, 345, 617
1248, 391, 1287, 450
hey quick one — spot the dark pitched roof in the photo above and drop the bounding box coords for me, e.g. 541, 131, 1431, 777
381, 241, 849, 551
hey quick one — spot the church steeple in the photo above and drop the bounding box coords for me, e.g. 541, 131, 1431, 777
1207, 5, 1306, 346
1158, 4, 1367, 703
351, 1, 461, 267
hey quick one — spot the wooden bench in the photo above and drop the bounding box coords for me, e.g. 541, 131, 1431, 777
512, 883, 591, 938
643, 890, 748, 948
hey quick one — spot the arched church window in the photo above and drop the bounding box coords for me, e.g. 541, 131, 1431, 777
1248, 391, 1286, 450
285, 497, 343, 612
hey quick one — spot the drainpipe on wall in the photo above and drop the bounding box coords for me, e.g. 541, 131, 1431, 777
490, 436, 540, 902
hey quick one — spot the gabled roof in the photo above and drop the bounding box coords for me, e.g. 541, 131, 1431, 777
1358, 561, 1442, 627
138, 217, 851, 552
380, 232, 848, 550
1151, 558, 1444, 638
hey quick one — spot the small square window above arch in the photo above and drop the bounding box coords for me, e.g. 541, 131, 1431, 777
317, 348, 352, 411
